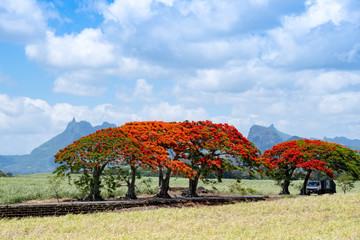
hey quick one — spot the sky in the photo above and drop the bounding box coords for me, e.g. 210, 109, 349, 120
1, 0, 360, 155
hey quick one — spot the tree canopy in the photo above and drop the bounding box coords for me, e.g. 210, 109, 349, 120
54, 127, 156, 200
179, 121, 261, 197
263, 139, 360, 195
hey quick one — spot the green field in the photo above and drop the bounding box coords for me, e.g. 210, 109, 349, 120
0, 193, 359, 239
1, 174, 360, 204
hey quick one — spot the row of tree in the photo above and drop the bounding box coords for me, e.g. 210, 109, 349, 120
54, 121, 360, 200
0, 170, 13, 177
54, 121, 261, 200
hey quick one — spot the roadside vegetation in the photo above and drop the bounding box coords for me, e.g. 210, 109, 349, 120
0, 193, 359, 239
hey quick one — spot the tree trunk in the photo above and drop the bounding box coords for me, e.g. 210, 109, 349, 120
155, 168, 172, 198
158, 168, 163, 187
85, 166, 105, 201
300, 169, 312, 195
279, 167, 296, 195
182, 174, 200, 197
279, 179, 291, 195
125, 165, 137, 199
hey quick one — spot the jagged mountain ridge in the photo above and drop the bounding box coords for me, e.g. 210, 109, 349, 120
0, 119, 116, 174
248, 124, 360, 153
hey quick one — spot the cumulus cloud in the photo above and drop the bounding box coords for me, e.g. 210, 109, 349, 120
24, 27, 167, 96
116, 79, 157, 102
25, 29, 115, 69
263, 0, 360, 69
318, 92, 360, 114
53, 70, 107, 96
301, 71, 360, 94
177, 0, 239, 31
0, 0, 47, 43
140, 102, 208, 121
100, 0, 175, 25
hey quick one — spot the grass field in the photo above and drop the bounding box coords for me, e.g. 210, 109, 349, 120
0, 193, 359, 239
1, 174, 360, 204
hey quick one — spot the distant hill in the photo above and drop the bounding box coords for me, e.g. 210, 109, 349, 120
247, 125, 284, 152
0, 118, 116, 174
323, 137, 360, 150
248, 124, 360, 153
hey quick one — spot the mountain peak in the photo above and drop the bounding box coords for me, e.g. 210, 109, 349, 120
248, 125, 283, 152
0, 119, 117, 174
65, 119, 92, 132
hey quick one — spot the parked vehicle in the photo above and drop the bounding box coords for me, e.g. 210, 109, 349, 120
306, 180, 336, 195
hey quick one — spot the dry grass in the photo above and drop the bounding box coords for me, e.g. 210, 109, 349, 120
1, 193, 359, 239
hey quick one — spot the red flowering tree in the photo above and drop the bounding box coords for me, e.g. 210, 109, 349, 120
180, 121, 261, 197
263, 139, 360, 195
54, 127, 143, 201
120, 121, 195, 199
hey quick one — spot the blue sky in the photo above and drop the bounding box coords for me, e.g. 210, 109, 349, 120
1, 0, 360, 154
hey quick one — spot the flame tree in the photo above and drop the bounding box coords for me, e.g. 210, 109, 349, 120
263, 139, 360, 195
180, 121, 261, 197
119, 121, 195, 199
54, 126, 171, 200
54, 127, 142, 201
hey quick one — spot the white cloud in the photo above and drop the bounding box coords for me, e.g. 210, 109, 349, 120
178, 0, 239, 31
302, 71, 360, 94
117, 79, 157, 102
318, 92, 360, 114
249, 0, 269, 6
53, 71, 107, 96
282, 0, 346, 36
262, 0, 360, 68
185, 63, 257, 93
100, 0, 174, 25
0, 0, 46, 43
140, 102, 208, 122
111, 57, 167, 79
25, 29, 115, 69
101, 0, 153, 25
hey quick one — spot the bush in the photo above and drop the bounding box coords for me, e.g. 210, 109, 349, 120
0, 170, 13, 177
228, 183, 257, 195
337, 174, 356, 194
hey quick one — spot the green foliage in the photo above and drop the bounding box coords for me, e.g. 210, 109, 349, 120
228, 182, 257, 195
71, 173, 96, 199
48, 175, 64, 203
337, 174, 356, 194
0, 170, 13, 177
136, 178, 158, 194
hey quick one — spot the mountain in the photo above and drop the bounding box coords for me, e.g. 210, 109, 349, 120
0, 118, 116, 174
323, 137, 360, 150
247, 125, 284, 152
248, 124, 360, 153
